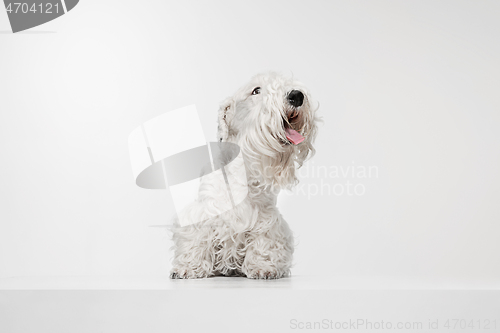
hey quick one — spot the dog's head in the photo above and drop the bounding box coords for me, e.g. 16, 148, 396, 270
218, 72, 319, 189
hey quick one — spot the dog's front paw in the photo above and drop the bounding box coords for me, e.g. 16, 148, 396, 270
245, 268, 288, 280
169, 267, 210, 279
169, 269, 191, 279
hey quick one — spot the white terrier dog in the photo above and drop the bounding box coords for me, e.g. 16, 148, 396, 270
170, 72, 318, 279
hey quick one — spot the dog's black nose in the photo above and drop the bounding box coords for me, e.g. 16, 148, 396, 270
287, 90, 304, 107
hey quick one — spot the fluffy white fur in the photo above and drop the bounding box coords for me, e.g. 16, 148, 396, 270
170, 72, 318, 279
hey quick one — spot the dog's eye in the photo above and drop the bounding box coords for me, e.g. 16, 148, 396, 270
251, 87, 261, 95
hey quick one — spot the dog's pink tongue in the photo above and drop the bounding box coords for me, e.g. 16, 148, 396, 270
285, 128, 305, 145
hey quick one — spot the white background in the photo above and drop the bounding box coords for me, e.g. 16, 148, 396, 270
0, 0, 499, 285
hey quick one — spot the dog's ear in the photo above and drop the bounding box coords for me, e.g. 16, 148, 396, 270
217, 97, 235, 142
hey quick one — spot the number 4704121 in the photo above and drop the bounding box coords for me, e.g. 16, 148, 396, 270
5, 2, 60, 14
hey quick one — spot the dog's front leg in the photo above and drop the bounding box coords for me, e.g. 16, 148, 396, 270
241, 218, 294, 279
170, 225, 216, 279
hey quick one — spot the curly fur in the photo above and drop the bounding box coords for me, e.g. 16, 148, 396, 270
170, 72, 319, 279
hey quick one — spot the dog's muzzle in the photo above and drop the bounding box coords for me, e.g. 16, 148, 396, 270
284, 90, 306, 145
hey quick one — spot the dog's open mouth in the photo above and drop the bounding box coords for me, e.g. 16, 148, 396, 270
283, 110, 305, 145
